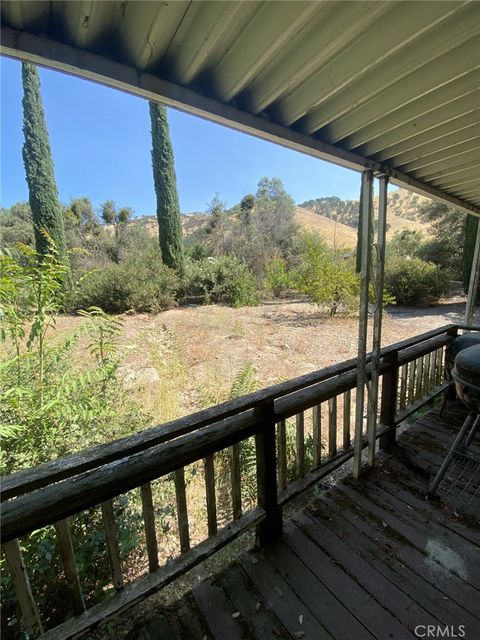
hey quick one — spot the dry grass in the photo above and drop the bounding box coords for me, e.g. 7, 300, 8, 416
54, 298, 471, 428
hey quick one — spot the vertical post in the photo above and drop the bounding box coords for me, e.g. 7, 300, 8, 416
367, 175, 389, 467
277, 420, 288, 491
54, 519, 85, 614
174, 468, 190, 553
101, 500, 124, 591
140, 483, 159, 572
295, 412, 305, 478
353, 170, 374, 479
203, 455, 218, 537
379, 351, 399, 452
255, 399, 282, 547
465, 216, 480, 327
3, 539, 43, 637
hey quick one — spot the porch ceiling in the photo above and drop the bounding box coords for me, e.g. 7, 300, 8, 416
1, 0, 479, 214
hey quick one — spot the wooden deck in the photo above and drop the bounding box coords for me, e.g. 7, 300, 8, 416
127, 407, 480, 640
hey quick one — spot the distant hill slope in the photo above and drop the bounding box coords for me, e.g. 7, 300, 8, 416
129, 187, 431, 250
294, 207, 358, 248
299, 187, 431, 241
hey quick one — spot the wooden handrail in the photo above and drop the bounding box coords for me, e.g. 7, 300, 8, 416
1, 411, 259, 543
2, 323, 456, 501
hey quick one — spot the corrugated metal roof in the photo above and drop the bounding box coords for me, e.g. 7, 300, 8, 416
1, 0, 479, 213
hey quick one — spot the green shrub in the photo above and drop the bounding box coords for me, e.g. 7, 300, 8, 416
292, 233, 359, 315
73, 249, 179, 313
384, 256, 450, 305
264, 256, 289, 297
182, 256, 260, 307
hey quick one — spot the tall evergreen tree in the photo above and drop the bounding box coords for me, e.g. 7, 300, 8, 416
149, 102, 183, 273
22, 63, 67, 261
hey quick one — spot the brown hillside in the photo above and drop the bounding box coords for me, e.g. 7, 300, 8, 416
126, 188, 432, 248
294, 206, 357, 248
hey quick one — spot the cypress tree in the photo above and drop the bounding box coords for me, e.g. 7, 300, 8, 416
463, 214, 479, 293
149, 102, 184, 273
21, 63, 67, 261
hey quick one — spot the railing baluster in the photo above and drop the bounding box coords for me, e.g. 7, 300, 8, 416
313, 404, 322, 466
101, 500, 124, 591
229, 444, 242, 519
399, 365, 407, 411
277, 420, 288, 491
434, 349, 440, 386
203, 455, 217, 537
140, 483, 159, 572
424, 352, 431, 393
437, 348, 444, 385
407, 360, 415, 406
54, 519, 85, 614
296, 412, 305, 477
328, 397, 337, 458
3, 539, 43, 637
416, 356, 424, 400
343, 391, 351, 450
174, 468, 190, 553
255, 399, 282, 546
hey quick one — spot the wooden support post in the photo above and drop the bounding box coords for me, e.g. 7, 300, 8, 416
255, 399, 282, 547
367, 174, 388, 468
3, 539, 43, 637
140, 483, 159, 572
295, 412, 305, 478
465, 215, 480, 327
101, 500, 124, 591
229, 443, 242, 520
277, 420, 288, 491
174, 468, 190, 553
353, 170, 374, 478
54, 519, 85, 614
203, 455, 218, 537
379, 351, 399, 452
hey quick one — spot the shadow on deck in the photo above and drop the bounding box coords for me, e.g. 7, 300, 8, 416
130, 406, 480, 640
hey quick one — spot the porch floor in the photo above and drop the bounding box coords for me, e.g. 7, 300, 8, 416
129, 406, 480, 640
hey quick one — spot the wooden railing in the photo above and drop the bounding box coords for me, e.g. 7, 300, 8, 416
2, 323, 471, 639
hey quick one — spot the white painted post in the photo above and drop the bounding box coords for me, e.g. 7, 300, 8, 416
464, 216, 480, 327
367, 175, 389, 467
353, 170, 374, 479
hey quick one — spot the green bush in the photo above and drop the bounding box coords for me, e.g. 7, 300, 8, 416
182, 256, 260, 307
292, 233, 359, 315
73, 249, 179, 313
264, 256, 289, 297
384, 256, 450, 305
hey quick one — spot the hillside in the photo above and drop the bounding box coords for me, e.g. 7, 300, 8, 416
129, 187, 431, 249
299, 187, 431, 240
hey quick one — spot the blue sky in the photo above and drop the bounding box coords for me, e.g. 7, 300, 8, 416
1, 55, 367, 216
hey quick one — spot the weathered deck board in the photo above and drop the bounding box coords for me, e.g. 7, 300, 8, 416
128, 405, 480, 640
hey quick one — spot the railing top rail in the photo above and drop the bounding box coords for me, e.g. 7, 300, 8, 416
2, 323, 457, 502
1, 410, 260, 543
